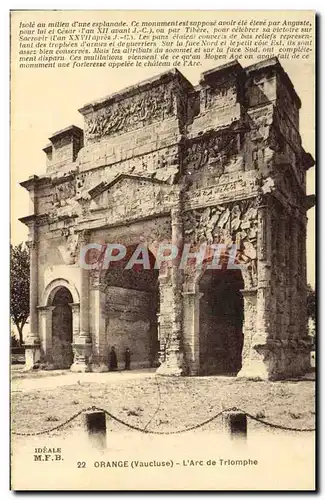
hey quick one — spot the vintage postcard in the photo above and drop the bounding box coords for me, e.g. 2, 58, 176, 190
10, 10, 316, 491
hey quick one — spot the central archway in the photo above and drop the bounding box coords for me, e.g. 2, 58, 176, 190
103, 244, 159, 369
49, 287, 74, 369
199, 268, 244, 376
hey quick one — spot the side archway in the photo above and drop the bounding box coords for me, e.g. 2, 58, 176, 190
41, 278, 80, 307
40, 279, 80, 369
186, 256, 245, 376
101, 244, 160, 369
198, 268, 244, 375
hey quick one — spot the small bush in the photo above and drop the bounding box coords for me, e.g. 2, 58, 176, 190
289, 412, 302, 420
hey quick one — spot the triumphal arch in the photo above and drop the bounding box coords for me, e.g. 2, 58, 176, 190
20, 57, 314, 379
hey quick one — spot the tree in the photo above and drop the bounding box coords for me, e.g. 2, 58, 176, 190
10, 243, 30, 346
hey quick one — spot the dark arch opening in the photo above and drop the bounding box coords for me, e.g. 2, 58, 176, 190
199, 269, 244, 376
51, 287, 74, 369
103, 244, 159, 369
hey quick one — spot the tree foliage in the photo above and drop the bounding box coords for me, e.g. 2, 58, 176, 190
10, 243, 30, 345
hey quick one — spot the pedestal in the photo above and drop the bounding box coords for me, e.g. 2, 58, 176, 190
71, 338, 92, 372
24, 340, 41, 370
238, 196, 272, 380
181, 290, 201, 376
156, 348, 183, 376
155, 206, 185, 376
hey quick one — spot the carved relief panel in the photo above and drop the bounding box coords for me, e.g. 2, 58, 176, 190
84, 176, 175, 226
84, 83, 175, 143
184, 199, 258, 287
52, 178, 76, 208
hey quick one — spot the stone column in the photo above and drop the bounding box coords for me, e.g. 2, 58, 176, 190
237, 289, 257, 378
37, 305, 55, 367
289, 212, 299, 341
297, 216, 311, 372
24, 232, 41, 370
240, 195, 273, 379
182, 290, 202, 375
271, 208, 281, 340
71, 230, 92, 372
271, 209, 290, 378
277, 211, 286, 339
298, 218, 308, 336
89, 278, 108, 372
156, 206, 184, 376
69, 303, 80, 340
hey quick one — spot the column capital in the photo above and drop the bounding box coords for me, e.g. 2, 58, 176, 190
89, 268, 101, 290
68, 302, 80, 312
78, 229, 91, 244
26, 221, 40, 355
240, 288, 257, 295
26, 240, 37, 250
255, 192, 268, 209
181, 290, 200, 302
37, 305, 55, 312
71, 242, 92, 371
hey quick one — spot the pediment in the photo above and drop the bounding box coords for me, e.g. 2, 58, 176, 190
276, 167, 304, 207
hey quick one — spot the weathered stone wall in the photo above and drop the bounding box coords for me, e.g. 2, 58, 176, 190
36, 222, 80, 304
20, 58, 314, 379
45, 126, 84, 173
104, 286, 157, 369
81, 77, 178, 143
199, 295, 242, 376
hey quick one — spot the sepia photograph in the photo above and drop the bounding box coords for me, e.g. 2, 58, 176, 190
10, 9, 316, 491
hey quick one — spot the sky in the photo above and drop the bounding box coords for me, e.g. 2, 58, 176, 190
11, 13, 315, 285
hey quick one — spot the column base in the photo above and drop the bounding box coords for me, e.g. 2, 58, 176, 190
70, 362, 91, 373
24, 341, 41, 370
41, 363, 56, 371
71, 339, 92, 373
91, 363, 109, 373
156, 349, 183, 376
238, 340, 313, 381
156, 365, 183, 376
237, 341, 271, 380
278, 342, 312, 378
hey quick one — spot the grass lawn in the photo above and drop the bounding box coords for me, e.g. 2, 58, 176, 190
11, 375, 315, 437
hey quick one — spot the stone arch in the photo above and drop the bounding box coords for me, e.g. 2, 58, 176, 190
197, 267, 245, 375
50, 287, 74, 368
101, 244, 160, 369
41, 278, 80, 307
